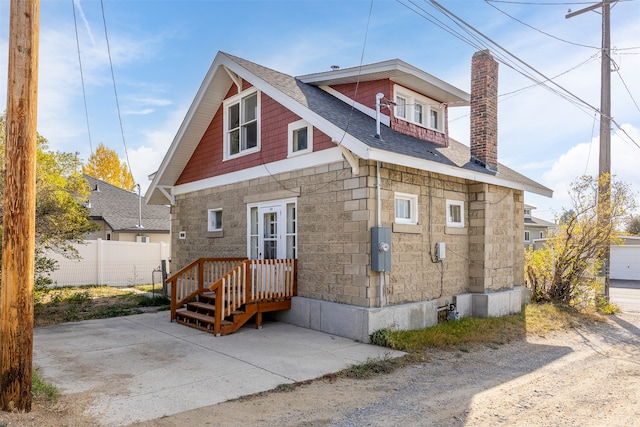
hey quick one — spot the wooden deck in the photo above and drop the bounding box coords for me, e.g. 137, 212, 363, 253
167, 258, 297, 335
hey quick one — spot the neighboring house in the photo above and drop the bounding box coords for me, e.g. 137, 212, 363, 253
146, 50, 552, 342
610, 236, 640, 281
524, 204, 556, 249
85, 174, 170, 243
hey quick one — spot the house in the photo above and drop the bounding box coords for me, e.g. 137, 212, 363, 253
146, 50, 552, 342
524, 204, 556, 249
85, 174, 170, 243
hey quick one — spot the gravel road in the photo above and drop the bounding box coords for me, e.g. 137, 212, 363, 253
129, 312, 640, 427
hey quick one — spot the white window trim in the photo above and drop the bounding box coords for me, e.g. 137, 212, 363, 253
207, 208, 223, 232
395, 192, 419, 225
393, 84, 444, 132
287, 119, 313, 157
223, 87, 260, 160
525, 230, 531, 242
446, 199, 464, 228
246, 198, 298, 259
539, 231, 544, 239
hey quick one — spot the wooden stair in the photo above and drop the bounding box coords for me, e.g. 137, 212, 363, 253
175, 290, 291, 336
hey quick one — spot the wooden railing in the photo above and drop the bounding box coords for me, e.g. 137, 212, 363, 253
168, 258, 247, 320
169, 258, 298, 330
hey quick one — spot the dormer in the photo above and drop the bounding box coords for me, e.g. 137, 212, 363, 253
524, 204, 534, 219
297, 59, 469, 147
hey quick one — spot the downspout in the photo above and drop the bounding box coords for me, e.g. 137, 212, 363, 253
375, 92, 385, 308
377, 160, 383, 308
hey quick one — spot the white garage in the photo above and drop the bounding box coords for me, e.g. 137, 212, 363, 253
610, 237, 640, 280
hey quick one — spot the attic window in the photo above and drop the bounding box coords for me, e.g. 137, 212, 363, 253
288, 119, 313, 157
393, 85, 443, 132
224, 88, 260, 160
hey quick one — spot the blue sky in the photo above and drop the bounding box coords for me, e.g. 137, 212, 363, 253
1, 0, 639, 221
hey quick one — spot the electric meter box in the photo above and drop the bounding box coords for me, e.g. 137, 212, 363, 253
371, 226, 391, 272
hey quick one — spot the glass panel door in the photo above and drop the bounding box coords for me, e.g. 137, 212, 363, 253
257, 205, 282, 260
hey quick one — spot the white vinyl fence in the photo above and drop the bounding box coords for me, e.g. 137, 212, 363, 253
46, 239, 170, 287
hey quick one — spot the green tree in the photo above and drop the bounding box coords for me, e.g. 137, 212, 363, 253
525, 175, 637, 305
83, 143, 135, 190
0, 114, 97, 288
626, 216, 640, 235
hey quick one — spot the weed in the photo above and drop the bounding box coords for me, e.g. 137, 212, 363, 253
339, 355, 403, 379
274, 383, 296, 393
32, 367, 59, 401
596, 296, 619, 315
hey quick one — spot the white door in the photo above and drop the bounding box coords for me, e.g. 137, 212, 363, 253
257, 205, 283, 260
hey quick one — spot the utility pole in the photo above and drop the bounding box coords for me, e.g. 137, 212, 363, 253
0, 0, 40, 413
566, 1, 612, 300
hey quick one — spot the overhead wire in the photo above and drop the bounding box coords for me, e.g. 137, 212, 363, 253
72, 0, 94, 156
484, 0, 599, 49
398, 0, 640, 150
99, 0, 135, 185
257, 0, 375, 196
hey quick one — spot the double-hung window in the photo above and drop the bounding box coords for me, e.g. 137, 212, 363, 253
394, 85, 443, 132
225, 89, 259, 159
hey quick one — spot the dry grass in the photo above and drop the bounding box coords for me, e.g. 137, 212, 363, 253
34, 285, 169, 327
369, 303, 606, 355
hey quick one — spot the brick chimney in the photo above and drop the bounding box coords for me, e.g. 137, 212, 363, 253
470, 50, 498, 171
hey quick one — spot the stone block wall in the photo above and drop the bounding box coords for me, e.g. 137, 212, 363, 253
171, 156, 525, 310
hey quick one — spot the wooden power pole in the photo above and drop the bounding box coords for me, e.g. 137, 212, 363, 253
566, 1, 612, 300
0, 0, 40, 412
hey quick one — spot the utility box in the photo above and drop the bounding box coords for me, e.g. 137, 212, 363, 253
371, 226, 392, 272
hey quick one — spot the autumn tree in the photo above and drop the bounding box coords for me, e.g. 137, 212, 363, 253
82, 143, 135, 190
0, 114, 97, 288
525, 175, 637, 305
626, 216, 640, 235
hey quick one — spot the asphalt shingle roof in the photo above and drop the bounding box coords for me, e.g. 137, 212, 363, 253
85, 175, 170, 232
225, 53, 551, 195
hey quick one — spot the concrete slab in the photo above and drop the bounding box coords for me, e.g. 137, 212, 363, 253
34, 311, 404, 426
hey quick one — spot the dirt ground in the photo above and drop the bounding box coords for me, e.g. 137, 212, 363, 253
1, 312, 639, 427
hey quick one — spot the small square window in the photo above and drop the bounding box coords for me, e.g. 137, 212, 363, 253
395, 193, 418, 225
288, 120, 313, 156
446, 200, 464, 228
208, 209, 223, 232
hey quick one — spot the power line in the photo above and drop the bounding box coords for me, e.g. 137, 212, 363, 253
72, 0, 93, 156
100, 0, 134, 184
398, 0, 640, 150
485, 0, 599, 49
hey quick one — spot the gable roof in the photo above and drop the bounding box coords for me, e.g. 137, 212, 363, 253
85, 175, 170, 233
146, 52, 552, 205
525, 216, 556, 228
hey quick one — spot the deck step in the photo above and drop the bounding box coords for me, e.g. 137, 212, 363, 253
176, 309, 232, 327
187, 301, 216, 312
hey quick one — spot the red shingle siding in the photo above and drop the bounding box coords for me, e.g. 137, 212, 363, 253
176, 87, 335, 185
331, 80, 393, 110
331, 79, 448, 147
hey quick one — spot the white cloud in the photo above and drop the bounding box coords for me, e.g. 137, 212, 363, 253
531, 124, 640, 221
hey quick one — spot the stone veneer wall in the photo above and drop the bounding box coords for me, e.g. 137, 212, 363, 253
171, 157, 523, 309
468, 183, 524, 293
372, 162, 470, 307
